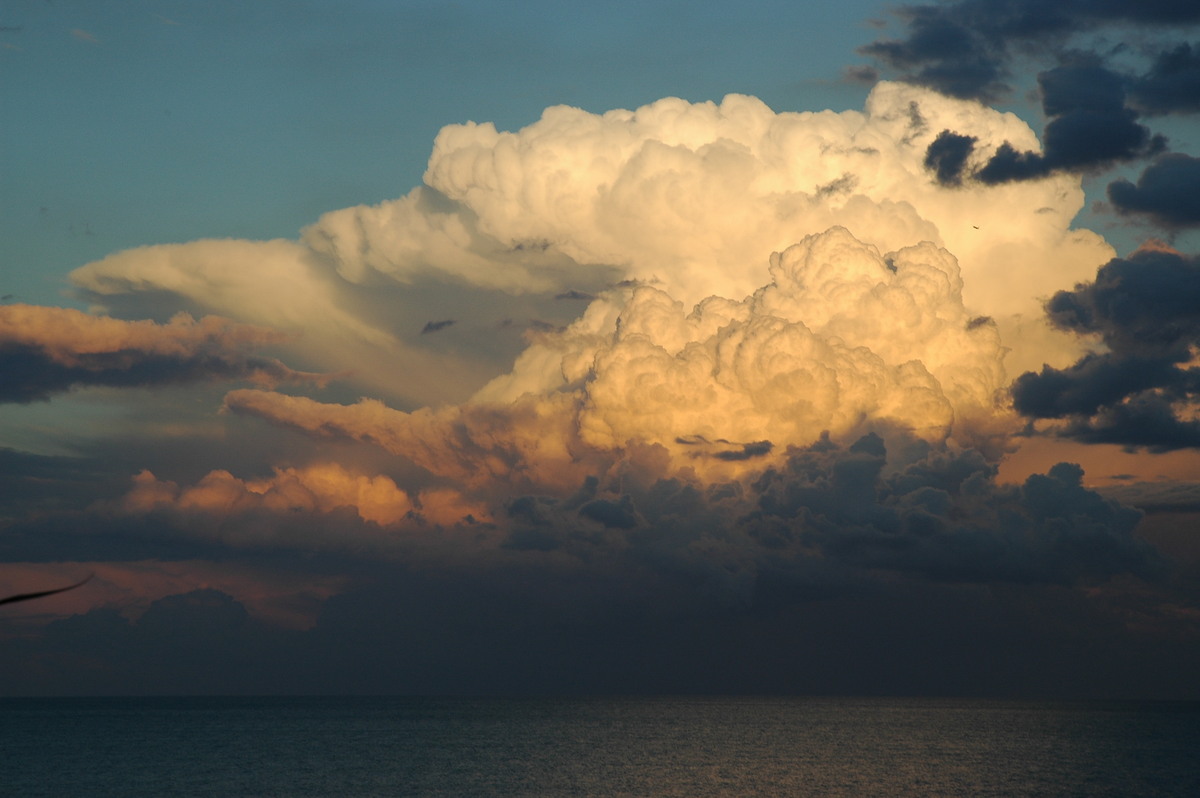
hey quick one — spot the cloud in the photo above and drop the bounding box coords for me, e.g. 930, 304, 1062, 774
0, 304, 324, 403
976, 62, 1166, 182
746, 445, 1159, 586
926, 61, 1168, 187
67, 237, 496, 405
1012, 245, 1200, 449
225, 227, 1013, 496
1128, 42, 1200, 115
1107, 153, 1200, 231
14, 81, 1196, 697
420, 319, 456, 334
71, 83, 1122, 391
121, 464, 416, 526
860, 0, 1200, 102
923, 130, 977, 186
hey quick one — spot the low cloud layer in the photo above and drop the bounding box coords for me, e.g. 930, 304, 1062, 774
0, 304, 322, 403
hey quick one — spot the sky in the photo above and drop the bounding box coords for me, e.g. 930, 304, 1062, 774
2, 0, 1199, 697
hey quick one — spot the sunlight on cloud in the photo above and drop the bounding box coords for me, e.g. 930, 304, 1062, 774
70, 82, 1117, 404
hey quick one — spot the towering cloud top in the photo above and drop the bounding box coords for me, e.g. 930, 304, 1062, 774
69, 83, 1117, 409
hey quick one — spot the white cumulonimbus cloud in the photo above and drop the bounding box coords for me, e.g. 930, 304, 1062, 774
71, 82, 1114, 408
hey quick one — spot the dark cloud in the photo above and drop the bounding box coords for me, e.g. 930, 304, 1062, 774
861, 0, 1200, 102
1058, 393, 1200, 450
554, 290, 596, 301
1013, 247, 1200, 449
1107, 153, 1200, 231
747, 442, 1159, 585
859, 6, 1010, 101
0, 429, 1191, 697
677, 436, 775, 462
924, 130, 978, 186
420, 319, 456, 334
1128, 42, 1200, 115
711, 441, 774, 462
491, 434, 1161, 594
1101, 480, 1200, 513
1, 522, 1190, 698
880, 3, 1196, 199
976, 63, 1166, 184
923, 62, 1169, 187
0, 448, 124, 515
1011, 354, 1183, 418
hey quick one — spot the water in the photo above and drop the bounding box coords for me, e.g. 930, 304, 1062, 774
2, 696, 1198, 796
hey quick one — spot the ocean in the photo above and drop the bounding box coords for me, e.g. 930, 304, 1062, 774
2, 696, 1198, 796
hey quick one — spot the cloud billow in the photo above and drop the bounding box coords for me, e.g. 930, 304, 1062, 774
1107, 153, 1200, 232
925, 62, 1168, 187
1013, 246, 1200, 449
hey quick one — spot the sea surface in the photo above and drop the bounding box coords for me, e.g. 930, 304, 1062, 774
2, 696, 1198, 797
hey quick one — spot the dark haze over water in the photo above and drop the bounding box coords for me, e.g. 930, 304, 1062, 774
2, 696, 1198, 796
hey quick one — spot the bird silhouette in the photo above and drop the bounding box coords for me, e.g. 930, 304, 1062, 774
0, 574, 92, 606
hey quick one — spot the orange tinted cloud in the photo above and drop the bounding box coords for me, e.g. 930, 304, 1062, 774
0, 304, 324, 403
120, 462, 491, 535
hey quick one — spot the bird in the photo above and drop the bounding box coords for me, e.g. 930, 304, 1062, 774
0, 574, 92, 606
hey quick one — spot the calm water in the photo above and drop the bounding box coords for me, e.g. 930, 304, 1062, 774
2, 696, 1198, 796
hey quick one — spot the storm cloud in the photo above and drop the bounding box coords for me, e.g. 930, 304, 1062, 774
861, 0, 1200, 102
925, 61, 1168, 187
1107, 153, 1200, 232
1013, 244, 1200, 449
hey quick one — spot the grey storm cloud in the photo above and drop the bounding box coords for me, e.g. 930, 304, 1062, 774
923, 130, 977, 186
1107, 153, 1200, 231
0, 420, 1182, 697
1012, 247, 1200, 449
1128, 42, 1200, 115
494, 434, 1161, 594
925, 62, 1168, 187
976, 63, 1166, 181
860, 0, 1200, 102
871, 1, 1197, 211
